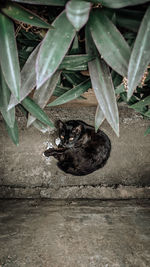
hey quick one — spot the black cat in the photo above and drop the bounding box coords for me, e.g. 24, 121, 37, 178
44, 120, 111, 176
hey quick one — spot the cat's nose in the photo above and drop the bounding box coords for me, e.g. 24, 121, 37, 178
62, 141, 67, 147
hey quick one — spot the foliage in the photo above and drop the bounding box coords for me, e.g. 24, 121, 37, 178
0, 0, 150, 144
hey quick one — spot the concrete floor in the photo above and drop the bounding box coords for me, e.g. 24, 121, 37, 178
0, 105, 150, 266
0, 105, 150, 199
0, 200, 150, 267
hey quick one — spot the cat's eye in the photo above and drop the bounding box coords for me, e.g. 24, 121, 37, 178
60, 135, 64, 139
69, 137, 74, 141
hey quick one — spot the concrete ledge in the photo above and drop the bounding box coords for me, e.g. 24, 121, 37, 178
0, 105, 150, 199
0, 185, 150, 199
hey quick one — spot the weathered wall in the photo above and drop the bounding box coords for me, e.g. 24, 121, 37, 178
0, 105, 150, 198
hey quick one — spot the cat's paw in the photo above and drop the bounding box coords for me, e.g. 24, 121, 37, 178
44, 148, 55, 157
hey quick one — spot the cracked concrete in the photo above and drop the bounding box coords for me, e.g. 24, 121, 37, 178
0, 105, 150, 199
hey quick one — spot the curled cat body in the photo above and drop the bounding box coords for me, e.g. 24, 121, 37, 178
44, 120, 111, 176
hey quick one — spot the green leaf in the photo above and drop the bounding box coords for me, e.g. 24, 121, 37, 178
53, 86, 70, 97
86, 26, 119, 136
115, 84, 125, 95
88, 0, 150, 8
144, 126, 150, 136
18, 103, 49, 132
130, 95, 150, 112
128, 6, 150, 100
12, 0, 67, 5
95, 105, 105, 132
8, 44, 40, 111
70, 34, 80, 54
89, 9, 131, 77
21, 96, 54, 127
0, 13, 21, 100
63, 72, 87, 86
0, 67, 15, 128
32, 120, 50, 133
2, 3, 53, 28
36, 11, 76, 88
53, 86, 85, 100
144, 110, 150, 118
60, 64, 88, 71
116, 9, 143, 32
27, 71, 61, 127
18, 104, 28, 118
111, 71, 122, 87
48, 78, 91, 106
102, 8, 115, 21
66, 0, 91, 31
5, 119, 19, 146
33, 71, 61, 108
117, 17, 140, 33
59, 54, 95, 70
145, 70, 150, 82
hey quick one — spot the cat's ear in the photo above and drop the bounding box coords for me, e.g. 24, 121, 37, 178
55, 120, 64, 129
74, 125, 82, 134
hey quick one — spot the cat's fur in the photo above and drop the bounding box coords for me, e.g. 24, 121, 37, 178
44, 120, 111, 176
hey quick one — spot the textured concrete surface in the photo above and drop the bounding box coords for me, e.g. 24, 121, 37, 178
0, 200, 150, 267
0, 105, 150, 198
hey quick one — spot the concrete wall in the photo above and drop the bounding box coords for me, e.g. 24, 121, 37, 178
0, 105, 150, 199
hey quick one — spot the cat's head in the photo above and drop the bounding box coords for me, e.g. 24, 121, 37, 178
56, 120, 83, 148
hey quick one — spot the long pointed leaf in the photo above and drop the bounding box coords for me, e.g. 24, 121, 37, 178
66, 0, 91, 31
2, 3, 52, 28
18, 103, 50, 132
63, 72, 87, 86
116, 9, 143, 32
59, 54, 95, 70
86, 26, 119, 136
144, 126, 150, 136
12, 0, 67, 6
8, 44, 40, 111
88, 0, 150, 8
128, 6, 150, 100
48, 78, 91, 106
0, 13, 20, 100
89, 9, 131, 77
33, 120, 50, 133
0, 67, 15, 128
53, 86, 70, 97
144, 110, 150, 118
21, 96, 54, 127
36, 11, 76, 88
95, 105, 105, 132
70, 34, 80, 54
59, 64, 88, 71
5, 119, 19, 146
27, 70, 61, 127
130, 95, 150, 112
